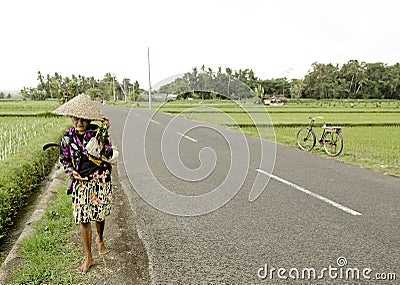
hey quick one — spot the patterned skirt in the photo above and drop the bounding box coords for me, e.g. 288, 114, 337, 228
71, 170, 112, 224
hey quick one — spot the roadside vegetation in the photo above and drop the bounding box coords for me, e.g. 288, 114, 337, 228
0, 100, 59, 116
9, 181, 95, 285
0, 101, 70, 241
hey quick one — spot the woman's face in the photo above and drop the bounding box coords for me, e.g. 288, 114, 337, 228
72, 117, 90, 132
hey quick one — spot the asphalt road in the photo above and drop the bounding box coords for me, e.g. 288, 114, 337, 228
101, 104, 399, 284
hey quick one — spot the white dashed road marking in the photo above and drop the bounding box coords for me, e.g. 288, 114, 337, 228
255, 169, 362, 216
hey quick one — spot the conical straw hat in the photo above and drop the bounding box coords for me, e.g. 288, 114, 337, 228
53, 94, 104, 121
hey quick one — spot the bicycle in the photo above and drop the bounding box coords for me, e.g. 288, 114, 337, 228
296, 116, 344, 156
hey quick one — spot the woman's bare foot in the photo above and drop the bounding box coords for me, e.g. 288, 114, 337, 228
96, 237, 110, 255
76, 258, 95, 274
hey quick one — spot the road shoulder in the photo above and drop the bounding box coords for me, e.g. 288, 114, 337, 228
87, 164, 151, 284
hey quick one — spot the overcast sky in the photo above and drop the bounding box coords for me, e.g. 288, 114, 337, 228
1, 0, 399, 91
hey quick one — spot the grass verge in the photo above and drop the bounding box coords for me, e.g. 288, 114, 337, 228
9, 181, 94, 285
0, 116, 71, 239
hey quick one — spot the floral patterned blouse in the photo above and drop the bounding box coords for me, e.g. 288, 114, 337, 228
59, 123, 113, 193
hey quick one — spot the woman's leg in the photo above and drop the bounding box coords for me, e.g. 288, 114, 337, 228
77, 222, 95, 274
95, 220, 110, 255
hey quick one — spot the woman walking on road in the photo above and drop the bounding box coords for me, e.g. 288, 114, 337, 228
53, 94, 114, 274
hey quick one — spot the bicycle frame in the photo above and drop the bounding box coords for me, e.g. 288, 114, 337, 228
297, 116, 344, 156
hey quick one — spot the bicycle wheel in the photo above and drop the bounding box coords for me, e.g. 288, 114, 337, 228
323, 131, 343, 156
296, 128, 316, 151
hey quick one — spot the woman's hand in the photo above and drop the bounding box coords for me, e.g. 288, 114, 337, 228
102, 116, 111, 129
72, 171, 88, 181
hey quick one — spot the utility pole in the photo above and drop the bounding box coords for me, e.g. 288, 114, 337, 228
112, 74, 116, 102
124, 79, 127, 103
119, 80, 128, 103
148, 47, 152, 109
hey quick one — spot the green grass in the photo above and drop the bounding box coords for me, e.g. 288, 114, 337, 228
10, 181, 90, 285
338, 126, 400, 173
0, 100, 71, 240
272, 126, 400, 172
122, 98, 400, 112
0, 116, 68, 161
0, 116, 71, 239
173, 109, 400, 127
0, 99, 61, 115
269, 112, 400, 126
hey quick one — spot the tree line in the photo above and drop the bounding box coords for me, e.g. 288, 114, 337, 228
21, 72, 142, 102
302, 60, 400, 100
158, 61, 400, 101
21, 60, 400, 101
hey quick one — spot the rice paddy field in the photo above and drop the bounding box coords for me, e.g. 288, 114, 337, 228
0, 100, 70, 240
0, 100, 60, 116
0, 100, 69, 163
0, 117, 66, 161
